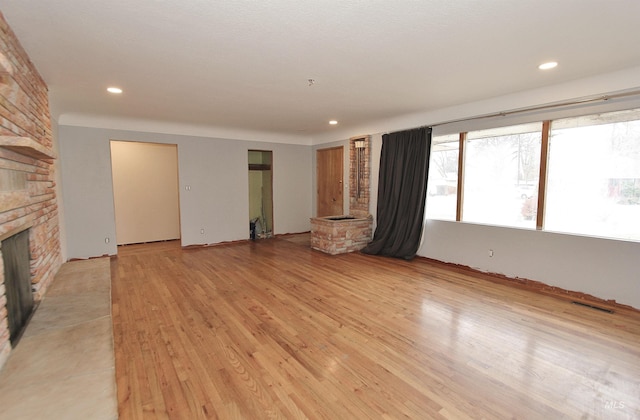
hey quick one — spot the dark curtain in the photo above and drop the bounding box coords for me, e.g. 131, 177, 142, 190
362, 126, 432, 259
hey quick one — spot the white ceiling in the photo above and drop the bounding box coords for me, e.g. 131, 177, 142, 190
2, 1, 640, 141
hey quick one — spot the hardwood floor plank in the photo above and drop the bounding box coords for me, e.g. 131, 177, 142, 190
112, 236, 640, 419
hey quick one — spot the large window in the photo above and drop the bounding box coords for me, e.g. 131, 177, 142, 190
463, 123, 542, 228
546, 109, 640, 241
424, 108, 640, 242
425, 134, 459, 220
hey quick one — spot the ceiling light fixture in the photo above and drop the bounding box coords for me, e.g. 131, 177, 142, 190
538, 61, 558, 70
329, 120, 338, 125
107, 86, 123, 94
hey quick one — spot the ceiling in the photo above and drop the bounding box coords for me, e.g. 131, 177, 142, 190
2, 1, 640, 142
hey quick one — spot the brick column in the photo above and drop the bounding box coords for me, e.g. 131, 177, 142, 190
349, 135, 371, 218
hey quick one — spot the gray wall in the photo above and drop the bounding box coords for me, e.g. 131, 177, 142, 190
418, 220, 640, 309
59, 126, 311, 259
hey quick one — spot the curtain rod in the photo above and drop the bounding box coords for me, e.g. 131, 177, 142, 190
428, 88, 640, 128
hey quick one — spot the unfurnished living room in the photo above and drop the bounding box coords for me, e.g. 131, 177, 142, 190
0, 1, 639, 419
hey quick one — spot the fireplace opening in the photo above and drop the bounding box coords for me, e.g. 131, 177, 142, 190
1, 228, 34, 345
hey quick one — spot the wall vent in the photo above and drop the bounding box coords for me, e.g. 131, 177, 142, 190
571, 301, 614, 314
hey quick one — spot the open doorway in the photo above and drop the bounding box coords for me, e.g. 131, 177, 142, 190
110, 141, 181, 245
248, 150, 273, 239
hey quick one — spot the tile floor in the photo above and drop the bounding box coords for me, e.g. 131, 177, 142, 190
0, 257, 117, 420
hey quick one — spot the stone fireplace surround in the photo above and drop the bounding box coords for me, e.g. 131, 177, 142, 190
0, 15, 62, 370
0, 136, 58, 367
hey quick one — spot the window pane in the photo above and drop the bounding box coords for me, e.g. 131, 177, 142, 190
426, 135, 459, 220
546, 110, 640, 241
463, 124, 542, 228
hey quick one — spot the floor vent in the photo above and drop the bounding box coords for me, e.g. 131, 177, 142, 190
571, 301, 614, 314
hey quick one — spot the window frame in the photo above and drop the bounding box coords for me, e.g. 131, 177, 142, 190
425, 107, 640, 243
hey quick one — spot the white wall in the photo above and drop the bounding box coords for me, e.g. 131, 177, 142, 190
59, 126, 311, 259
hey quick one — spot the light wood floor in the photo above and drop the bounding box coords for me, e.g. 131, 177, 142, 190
111, 235, 640, 419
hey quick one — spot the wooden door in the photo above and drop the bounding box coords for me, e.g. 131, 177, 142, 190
317, 146, 344, 216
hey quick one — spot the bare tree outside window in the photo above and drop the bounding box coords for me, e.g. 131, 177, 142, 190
463, 125, 541, 228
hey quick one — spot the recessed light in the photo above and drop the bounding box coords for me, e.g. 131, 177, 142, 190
538, 61, 558, 70
107, 87, 123, 94
329, 120, 338, 125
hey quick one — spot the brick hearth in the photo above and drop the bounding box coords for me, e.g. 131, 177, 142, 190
310, 216, 372, 255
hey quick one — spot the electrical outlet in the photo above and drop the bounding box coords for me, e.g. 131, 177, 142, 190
200, 229, 205, 234
488, 249, 494, 257
105, 237, 110, 244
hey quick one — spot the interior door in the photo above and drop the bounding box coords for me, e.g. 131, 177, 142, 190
317, 146, 344, 217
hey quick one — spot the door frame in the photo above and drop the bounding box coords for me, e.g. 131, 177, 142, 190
110, 140, 181, 246
248, 149, 274, 237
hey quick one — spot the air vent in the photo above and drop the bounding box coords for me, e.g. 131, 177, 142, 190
571, 301, 614, 314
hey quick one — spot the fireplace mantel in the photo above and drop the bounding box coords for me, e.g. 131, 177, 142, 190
0, 222, 33, 243
0, 136, 56, 160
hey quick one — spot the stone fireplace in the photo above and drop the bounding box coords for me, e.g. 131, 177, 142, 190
310, 215, 373, 255
0, 15, 62, 369
0, 135, 58, 364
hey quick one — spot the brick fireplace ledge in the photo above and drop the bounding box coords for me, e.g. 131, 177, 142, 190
0, 136, 56, 160
310, 214, 373, 255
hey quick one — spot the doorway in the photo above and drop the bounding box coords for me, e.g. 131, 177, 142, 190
110, 141, 181, 245
317, 146, 344, 217
248, 150, 273, 239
